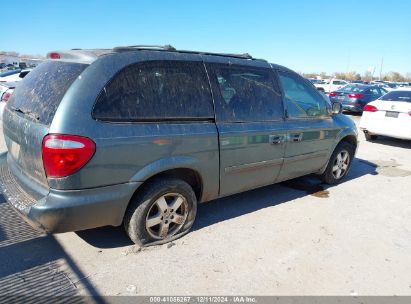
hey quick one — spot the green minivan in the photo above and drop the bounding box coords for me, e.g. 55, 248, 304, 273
0, 45, 357, 246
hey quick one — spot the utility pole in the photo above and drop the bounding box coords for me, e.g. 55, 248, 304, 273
379, 57, 384, 80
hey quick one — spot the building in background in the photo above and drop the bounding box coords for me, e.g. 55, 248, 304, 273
0, 52, 44, 69
0, 52, 20, 66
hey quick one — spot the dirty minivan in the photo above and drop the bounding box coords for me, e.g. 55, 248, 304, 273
0, 45, 358, 246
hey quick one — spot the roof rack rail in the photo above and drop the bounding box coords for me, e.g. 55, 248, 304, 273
112, 44, 255, 60
113, 44, 177, 52
180, 50, 253, 60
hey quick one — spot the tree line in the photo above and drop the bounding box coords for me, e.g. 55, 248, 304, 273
302, 71, 411, 82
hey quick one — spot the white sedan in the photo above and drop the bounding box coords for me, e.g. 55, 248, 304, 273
360, 88, 411, 140
0, 82, 16, 120
0, 69, 31, 82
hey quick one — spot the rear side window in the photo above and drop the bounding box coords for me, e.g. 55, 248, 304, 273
209, 64, 283, 122
93, 61, 214, 122
339, 85, 366, 93
7, 61, 87, 125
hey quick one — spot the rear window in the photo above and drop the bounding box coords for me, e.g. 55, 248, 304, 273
380, 91, 411, 102
339, 85, 366, 93
93, 61, 214, 122
7, 61, 87, 125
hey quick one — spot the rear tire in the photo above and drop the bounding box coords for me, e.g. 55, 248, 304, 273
364, 132, 378, 141
320, 141, 354, 185
124, 177, 197, 246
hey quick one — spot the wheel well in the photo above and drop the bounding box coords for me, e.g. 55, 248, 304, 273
340, 135, 357, 150
136, 168, 203, 202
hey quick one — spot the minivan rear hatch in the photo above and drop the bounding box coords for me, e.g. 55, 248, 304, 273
3, 61, 88, 192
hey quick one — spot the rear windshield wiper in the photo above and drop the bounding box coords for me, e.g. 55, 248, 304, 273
10, 106, 40, 121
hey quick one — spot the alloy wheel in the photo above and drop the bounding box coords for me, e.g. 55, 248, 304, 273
332, 150, 350, 180
145, 193, 189, 239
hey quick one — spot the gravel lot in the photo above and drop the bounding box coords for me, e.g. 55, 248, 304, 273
0, 114, 410, 297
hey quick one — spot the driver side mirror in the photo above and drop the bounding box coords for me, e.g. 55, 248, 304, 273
331, 101, 342, 115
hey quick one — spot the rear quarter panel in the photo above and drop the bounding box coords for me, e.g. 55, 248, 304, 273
47, 51, 220, 202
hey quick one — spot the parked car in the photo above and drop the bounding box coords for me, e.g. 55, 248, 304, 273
314, 78, 349, 93
308, 78, 326, 85
396, 82, 410, 88
371, 82, 394, 92
329, 84, 387, 113
385, 82, 398, 90
0, 69, 22, 80
0, 46, 358, 246
360, 88, 411, 140
0, 82, 16, 120
0, 68, 31, 82
19, 62, 27, 69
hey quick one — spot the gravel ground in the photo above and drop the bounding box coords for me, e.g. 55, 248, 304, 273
0, 114, 410, 297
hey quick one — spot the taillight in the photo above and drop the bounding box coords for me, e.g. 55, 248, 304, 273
408, 111, 411, 116
1, 92, 12, 102
42, 134, 96, 178
363, 105, 378, 112
329, 92, 337, 97
348, 93, 365, 99
49, 52, 61, 59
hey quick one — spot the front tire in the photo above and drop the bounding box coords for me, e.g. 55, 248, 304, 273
124, 177, 197, 246
320, 141, 354, 184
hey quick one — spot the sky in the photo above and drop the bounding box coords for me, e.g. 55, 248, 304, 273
3, 0, 411, 75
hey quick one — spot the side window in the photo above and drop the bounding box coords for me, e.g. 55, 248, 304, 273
210, 64, 283, 122
278, 71, 329, 118
93, 61, 214, 121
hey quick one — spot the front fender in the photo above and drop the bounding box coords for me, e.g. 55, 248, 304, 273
318, 115, 358, 174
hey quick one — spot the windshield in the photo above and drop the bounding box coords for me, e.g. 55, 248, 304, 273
380, 91, 411, 102
338, 85, 367, 93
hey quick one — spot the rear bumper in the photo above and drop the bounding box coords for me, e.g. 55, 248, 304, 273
0, 152, 141, 233
360, 128, 411, 140
360, 114, 411, 140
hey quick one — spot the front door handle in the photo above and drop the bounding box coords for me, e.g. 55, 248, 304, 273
290, 133, 303, 142
269, 135, 284, 145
